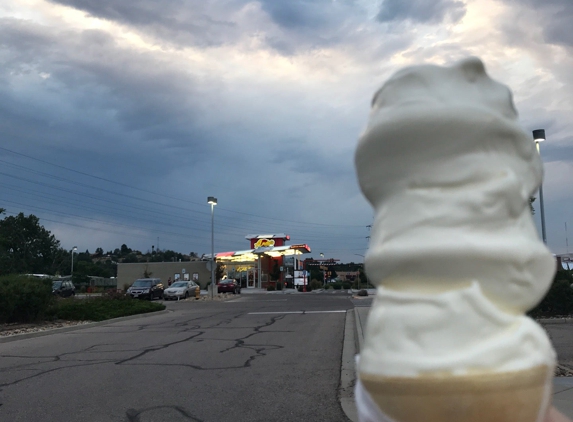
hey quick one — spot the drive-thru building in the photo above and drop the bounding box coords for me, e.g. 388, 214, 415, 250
206, 233, 311, 289
117, 234, 311, 291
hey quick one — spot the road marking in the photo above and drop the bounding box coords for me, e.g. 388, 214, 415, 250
248, 310, 348, 315
306, 310, 348, 314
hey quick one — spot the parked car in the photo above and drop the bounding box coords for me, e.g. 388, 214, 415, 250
164, 281, 199, 300
52, 280, 75, 297
126, 278, 164, 300
217, 278, 241, 294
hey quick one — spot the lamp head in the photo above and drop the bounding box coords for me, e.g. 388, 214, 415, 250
533, 129, 546, 142
72, 246, 77, 252
207, 196, 217, 205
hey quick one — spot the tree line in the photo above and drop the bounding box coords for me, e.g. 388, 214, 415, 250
0, 209, 198, 280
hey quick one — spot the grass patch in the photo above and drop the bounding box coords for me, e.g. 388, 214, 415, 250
48, 295, 165, 322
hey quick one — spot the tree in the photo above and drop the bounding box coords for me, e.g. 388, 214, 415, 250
216, 263, 225, 282
0, 212, 62, 275
120, 244, 132, 256
358, 268, 368, 286
530, 197, 535, 215
122, 253, 138, 263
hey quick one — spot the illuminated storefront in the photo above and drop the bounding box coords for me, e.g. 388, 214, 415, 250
206, 233, 311, 289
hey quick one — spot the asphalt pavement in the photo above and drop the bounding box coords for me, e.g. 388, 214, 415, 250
0, 289, 573, 422
0, 290, 352, 422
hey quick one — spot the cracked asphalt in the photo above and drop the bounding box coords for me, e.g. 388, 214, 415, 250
0, 292, 354, 422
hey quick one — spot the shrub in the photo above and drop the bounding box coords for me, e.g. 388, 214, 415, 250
104, 289, 127, 300
332, 282, 342, 290
267, 285, 276, 291
529, 277, 573, 318
0, 275, 55, 323
310, 279, 323, 290
47, 295, 165, 321
342, 281, 352, 290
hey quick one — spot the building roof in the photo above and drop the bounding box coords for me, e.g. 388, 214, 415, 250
204, 244, 311, 262
245, 233, 290, 240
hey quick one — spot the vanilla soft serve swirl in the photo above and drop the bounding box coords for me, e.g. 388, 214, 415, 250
355, 57, 556, 377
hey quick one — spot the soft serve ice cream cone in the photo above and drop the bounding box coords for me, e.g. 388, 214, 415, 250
354, 57, 556, 422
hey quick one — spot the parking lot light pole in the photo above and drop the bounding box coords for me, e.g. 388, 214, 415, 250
208, 197, 217, 299
533, 129, 547, 244
71, 246, 77, 278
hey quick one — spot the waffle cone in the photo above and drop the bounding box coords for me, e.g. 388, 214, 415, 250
359, 365, 553, 422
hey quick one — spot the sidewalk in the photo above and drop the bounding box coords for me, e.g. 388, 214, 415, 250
347, 304, 573, 420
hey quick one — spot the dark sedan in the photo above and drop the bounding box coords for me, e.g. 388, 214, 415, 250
217, 279, 241, 294
52, 280, 75, 297
126, 278, 164, 300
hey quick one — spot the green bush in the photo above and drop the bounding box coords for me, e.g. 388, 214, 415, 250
342, 281, 352, 290
47, 295, 165, 321
332, 282, 342, 290
529, 276, 573, 317
267, 285, 276, 291
310, 279, 323, 290
324, 284, 332, 290
0, 275, 54, 323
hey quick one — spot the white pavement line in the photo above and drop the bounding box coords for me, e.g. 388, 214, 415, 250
305, 310, 347, 314
248, 311, 303, 315
247, 310, 348, 315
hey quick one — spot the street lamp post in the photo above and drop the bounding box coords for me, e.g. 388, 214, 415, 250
320, 253, 325, 285
71, 246, 77, 278
207, 197, 217, 299
533, 129, 547, 244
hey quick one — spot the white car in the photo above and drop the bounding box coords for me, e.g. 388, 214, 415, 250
163, 281, 199, 300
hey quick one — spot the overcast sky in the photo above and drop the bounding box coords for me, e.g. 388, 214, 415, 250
1, 0, 572, 263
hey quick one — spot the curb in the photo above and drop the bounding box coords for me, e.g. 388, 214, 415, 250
0, 309, 171, 344
340, 310, 359, 422
354, 308, 367, 352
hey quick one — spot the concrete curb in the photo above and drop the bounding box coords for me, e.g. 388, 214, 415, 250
340, 310, 358, 422
354, 308, 367, 352
0, 310, 171, 344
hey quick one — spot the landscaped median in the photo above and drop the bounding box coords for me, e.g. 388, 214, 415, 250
0, 275, 165, 325
49, 292, 165, 321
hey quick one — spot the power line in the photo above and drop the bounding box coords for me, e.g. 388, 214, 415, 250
0, 146, 366, 228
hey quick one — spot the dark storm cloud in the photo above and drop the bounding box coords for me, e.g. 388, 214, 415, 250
0, 17, 218, 144
257, 0, 343, 29
504, 0, 573, 46
376, 0, 466, 24
47, 0, 243, 47
48, 0, 368, 55
0, 16, 229, 195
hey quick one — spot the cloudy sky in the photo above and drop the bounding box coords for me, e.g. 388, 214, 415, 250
1, 0, 572, 263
